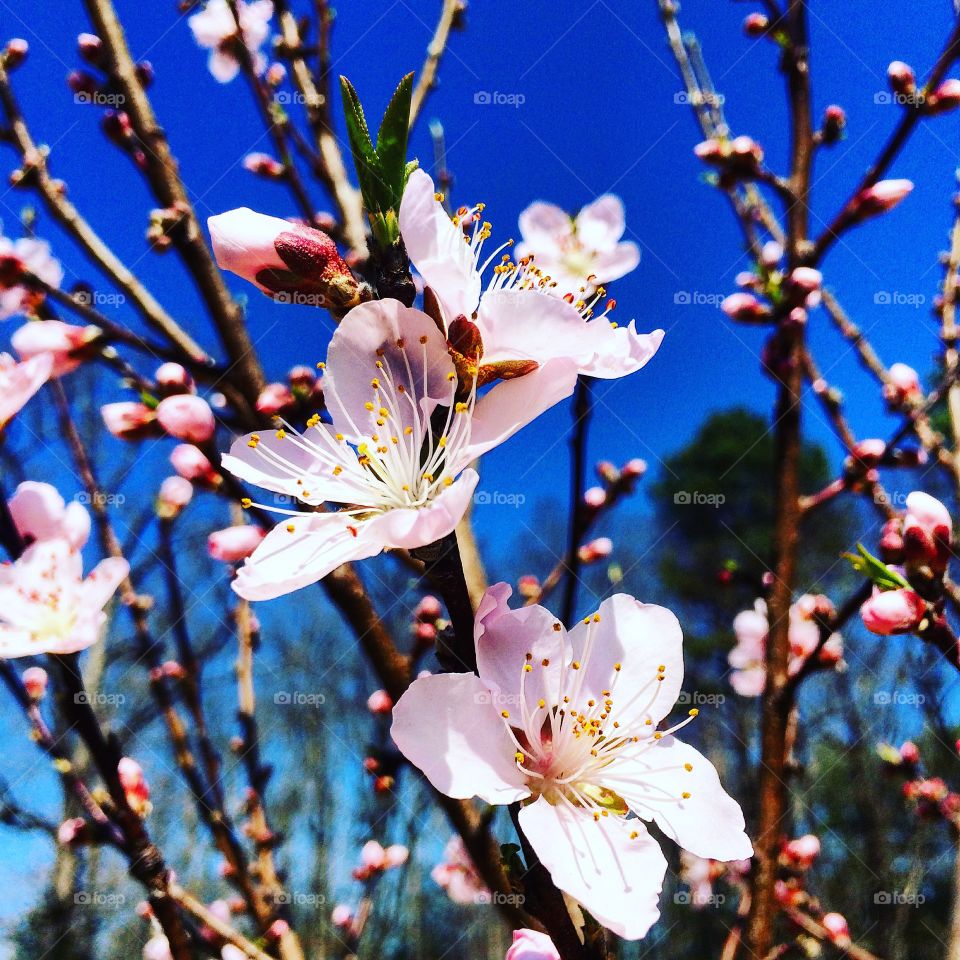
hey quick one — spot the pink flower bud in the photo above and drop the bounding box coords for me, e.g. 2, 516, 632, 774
621, 458, 647, 478
578, 537, 613, 564
243, 152, 286, 179
822, 104, 846, 144
518, 574, 540, 599
265, 63, 286, 86
331, 905, 353, 928
157, 476, 193, 518
156, 394, 215, 443
887, 61, 916, 96
595, 460, 619, 483
4, 38, 28, 70
21, 666, 47, 699
782, 834, 820, 868
788, 266, 822, 295
267, 919, 290, 940
12, 319, 98, 377
118, 757, 150, 815
208, 524, 266, 562
879, 518, 904, 561
415, 595, 443, 622
413, 621, 437, 645
721, 292, 770, 323
884, 362, 921, 404
860, 587, 926, 635
170, 444, 219, 486
743, 13, 769, 36
57, 817, 87, 846
256, 382, 296, 417
506, 929, 561, 960
848, 179, 913, 223
288, 364, 317, 389
208, 208, 364, 318
77, 33, 102, 62
101, 401, 156, 439
822, 912, 850, 944
142, 936, 173, 960
154, 362, 194, 395
760, 240, 783, 268
928, 78, 960, 115
852, 438, 886, 466
900, 741, 920, 764
903, 490, 952, 570
359, 840, 387, 871
583, 486, 606, 509
366, 689, 393, 714
384, 844, 409, 869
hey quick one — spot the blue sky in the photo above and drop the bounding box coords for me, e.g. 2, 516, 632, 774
0, 0, 959, 946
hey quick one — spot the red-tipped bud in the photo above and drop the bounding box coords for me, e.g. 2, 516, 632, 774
887, 61, 916, 97
101, 401, 157, 440
860, 587, 926, 635
927, 78, 960, 115
821, 105, 846, 144
847, 179, 913, 224
3, 38, 28, 70
743, 13, 769, 36
721, 292, 771, 323
256, 382, 296, 417
21, 666, 48, 699
155, 362, 194, 396
157, 476, 193, 519
156, 394, 215, 443
243, 152, 286, 179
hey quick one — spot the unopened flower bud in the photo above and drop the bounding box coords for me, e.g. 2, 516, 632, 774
847, 179, 913, 224
415, 595, 443, 622
887, 61, 916, 97
101, 401, 156, 440
928, 78, 960, 115
578, 537, 613, 564
883, 362, 921, 404
208, 524, 266, 562
760, 240, 783, 269
256, 382, 296, 417
208, 208, 367, 319
860, 587, 926, 635
822, 912, 850, 945
373, 775, 394, 793
21, 666, 47, 699
243, 152, 286, 179
821, 104, 846, 144
879, 518, 904, 562
743, 12, 769, 36
584, 486, 606, 508
58, 817, 88, 847
366, 689, 393, 714
851, 438, 886, 467
170, 444, 219, 486
595, 460, 618, 483
77, 33, 102, 63
156, 394, 215, 443
331, 905, 353, 928
265, 63, 286, 86
902, 490, 952, 571
721, 292, 771, 323
267, 919, 290, 940
518, 574, 540, 599
154, 362, 194, 396
781, 834, 820, 869
621, 458, 647, 479
118, 757, 151, 816
3, 38, 28, 70
157, 475, 193, 519
13, 320, 99, 377
900, 741, 920, 764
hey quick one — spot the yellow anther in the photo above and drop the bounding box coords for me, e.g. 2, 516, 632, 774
684, 763, 693, 772
333, 466, 342, 475
689, 708, 699, 717
240, 498, 251, 509
538, 698, 546, 708
501, 710, 510, 719
286, 524, 295, 533
630, 831, 639, 839
515, 752, 525, 763
571, 661, 581, 670
681, 792, 691, 800
276, 429, 286, 440
552, 623, 561, 632
593, 613, 601, 622
614, 662, 622, 672
364, 402, 374, 411
524, 664, 533, 673
317, 361, 326, 369
654, 732, 663, 740
371, 378, 380, 389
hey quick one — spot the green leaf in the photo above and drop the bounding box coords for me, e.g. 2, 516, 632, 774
375, 72, 414, 209
339, 75, 387, 213
843, 543, 911, 591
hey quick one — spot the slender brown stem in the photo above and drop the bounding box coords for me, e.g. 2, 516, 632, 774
560, 377, 592, 625
409, 0, 462, 129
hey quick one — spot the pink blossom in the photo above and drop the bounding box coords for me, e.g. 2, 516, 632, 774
256, 382, 296, 417
330, 904, 353, 928
155, 362, 194, 395
221, 300, 577, 600
101, 401, 157, 439
782, 834, 820, 869
578, 537, 613, 563
0, 353, 51, 428
8, 481, 90, 550
243, 152, 285, 178
0, 236, 63, 319
432, 835, 490, 904
400, 170, 663, 380
208, 525, 266, 563
366, 689, 393, 714
884, 363, 921, 404
888, 61, 916, 95
903, 490, 952, 571
0, 539, 127, 656
622, 458, 647, 478
21, 666, 48, 699
157, 476, 193, 518
929, 78, 960, 114
118, 757, 151, 816
743, 13, 769, 37
156, 394, 215, 443
415, 595, 442, 621
208, 207, 361, 317
822, 912, 850, 944
900, 741, 920, 764
12, 320, 95, 377
170, 444, 219, 486
188, 0, 273, 83
848, 179, 913, 222
515, 194, 640, 294
4, 39, 28, 70
392, 585, 752, 940
505, 929, 560, 960
721, 292, 770, 323
860, 587, 926, 635
57, 816, 87, 846
583, 486, 606, 508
